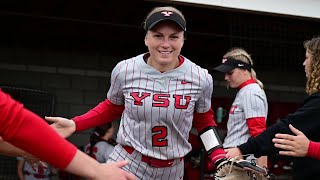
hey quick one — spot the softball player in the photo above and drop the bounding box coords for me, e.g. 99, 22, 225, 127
17, 157, 52, 180
46, 6, 228, 179
214, 48, 268, 167
85, 123, 116, 163
225, 36, 320, 179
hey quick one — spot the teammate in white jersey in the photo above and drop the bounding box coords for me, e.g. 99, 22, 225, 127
46, 6, 228, 179
214, 48, 268, 167
17, 157, 53, 180
85, 123, 116, 163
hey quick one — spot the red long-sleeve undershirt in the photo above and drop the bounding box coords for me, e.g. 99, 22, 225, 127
72, 99, 124, 131
0, 90, 77, 169
246, 117, 267, 137
307, 141, 320, 160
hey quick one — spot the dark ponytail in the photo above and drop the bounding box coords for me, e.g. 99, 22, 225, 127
88, 123, 113, 156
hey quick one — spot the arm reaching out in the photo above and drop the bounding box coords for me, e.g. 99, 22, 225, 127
65, 150, 136, 180
0, 90, 136, 180
47, 99, 124, 136
0, 141, 47, 169
272, 124, 309, 157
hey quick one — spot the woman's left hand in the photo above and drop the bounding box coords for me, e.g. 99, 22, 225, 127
272, 124, 309, 157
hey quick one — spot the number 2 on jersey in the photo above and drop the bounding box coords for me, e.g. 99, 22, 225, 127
152, 126, 168, 147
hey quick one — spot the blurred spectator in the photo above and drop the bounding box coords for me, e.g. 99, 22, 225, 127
17, 157, 57, 180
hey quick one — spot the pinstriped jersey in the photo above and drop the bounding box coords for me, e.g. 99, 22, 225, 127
107, 53, 213, 160
84, 141, 115, 163
17, 157, 51, 179
223, 83, 268, 148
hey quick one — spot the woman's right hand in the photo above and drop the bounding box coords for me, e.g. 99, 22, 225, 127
224, 147, 243, 159
90, 161, 136, 180
45, 117, 76, 138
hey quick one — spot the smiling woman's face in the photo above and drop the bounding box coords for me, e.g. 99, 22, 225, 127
144, 21, 184, 71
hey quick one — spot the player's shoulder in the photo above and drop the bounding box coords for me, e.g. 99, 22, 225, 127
182, 56, 213, 88
241, 83, 265, 97
94, 141, 109, 150
308, 91, 320, 101
115, 54, 143, 67
95, 140, 109, 146
111, 54, 144, 74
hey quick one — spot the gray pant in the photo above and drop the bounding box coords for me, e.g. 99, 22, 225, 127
107, 144, 184, 180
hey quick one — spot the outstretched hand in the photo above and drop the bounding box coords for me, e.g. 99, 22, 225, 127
272, 124, 309, 157
90, 161, 136, 180
45, 116, 76, 138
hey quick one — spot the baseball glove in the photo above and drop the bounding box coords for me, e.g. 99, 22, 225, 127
214, 158, 274, 180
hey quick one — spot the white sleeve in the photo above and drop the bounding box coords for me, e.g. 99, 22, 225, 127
195, 70, 213, 113
243, 90, 267, 119
107, 62, 124, 105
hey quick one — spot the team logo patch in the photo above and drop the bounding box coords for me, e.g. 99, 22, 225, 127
222, 58, 228, 63
161, 11, 173, 16
229, 105, 238, 114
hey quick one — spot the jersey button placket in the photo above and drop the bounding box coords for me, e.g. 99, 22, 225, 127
156, 78, 167, 89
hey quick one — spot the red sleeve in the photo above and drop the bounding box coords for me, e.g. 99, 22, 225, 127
73, 99, 124, 131
209, 148, 226, 163
193, 108, 217, 132
307, 141, 320, 160
193, 108, 226, 163
246, 117, 266, 137
0, 90, 77, 169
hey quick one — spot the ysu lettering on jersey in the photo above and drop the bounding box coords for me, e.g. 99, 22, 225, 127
130, 92, 191, 109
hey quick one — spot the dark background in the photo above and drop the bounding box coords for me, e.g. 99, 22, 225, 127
1, 0, 319, 73
0, 1, 319, 179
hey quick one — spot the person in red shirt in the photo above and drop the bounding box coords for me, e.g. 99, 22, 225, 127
0, 90, 135, 180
